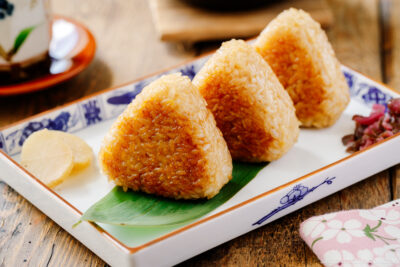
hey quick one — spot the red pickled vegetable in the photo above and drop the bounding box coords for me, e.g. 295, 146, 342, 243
352, 104, 385, 125
343, 98, 400, 152
381, 116, 393, 131
388, 98, 400, 115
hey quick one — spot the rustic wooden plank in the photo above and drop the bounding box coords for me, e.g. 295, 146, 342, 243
0, 181, 106, 267
150, 0, 333, 42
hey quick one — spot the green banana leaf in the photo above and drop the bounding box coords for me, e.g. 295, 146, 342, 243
81, 162, 266, 227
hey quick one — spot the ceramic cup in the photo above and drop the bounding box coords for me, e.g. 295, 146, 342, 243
0, 0, 51, 83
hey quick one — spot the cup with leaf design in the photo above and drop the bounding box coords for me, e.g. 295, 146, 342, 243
0, 0, 51, 85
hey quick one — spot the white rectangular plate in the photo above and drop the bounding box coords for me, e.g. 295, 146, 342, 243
1, 57, 400, 266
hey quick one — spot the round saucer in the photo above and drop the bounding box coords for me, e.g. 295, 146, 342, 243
0, 16, 96, 96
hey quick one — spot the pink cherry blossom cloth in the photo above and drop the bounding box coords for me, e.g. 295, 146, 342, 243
300, 200, 400, 267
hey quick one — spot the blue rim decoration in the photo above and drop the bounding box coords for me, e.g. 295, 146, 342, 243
180, 65, 197, 80
345, 70, 393, 106
5, 111, 73, 153
0, 132, 6, 154
0, 66, 397, 156
252, 177, 336, 226
107, 81, 146, 105
360, 84, 392, 106
343, 71, 354, 89
81, 100, 102, 126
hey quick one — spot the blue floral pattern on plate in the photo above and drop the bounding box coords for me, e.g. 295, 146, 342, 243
179, 65, 197, 80
252, 177, 335, 226
81, 100, 102, 125
0, 133, 5, 153
345, 70, 392, 106
360, 84, 392, 105
107, 81, 146, 105
5, 111, 74, 153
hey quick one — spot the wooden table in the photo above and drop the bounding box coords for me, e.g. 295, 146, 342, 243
0, 0, 399, 266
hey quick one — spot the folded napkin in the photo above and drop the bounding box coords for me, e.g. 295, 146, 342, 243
300, 200, 400, 266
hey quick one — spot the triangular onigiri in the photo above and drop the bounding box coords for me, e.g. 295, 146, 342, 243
193, 40, 299, 162
99, 73, 232, 199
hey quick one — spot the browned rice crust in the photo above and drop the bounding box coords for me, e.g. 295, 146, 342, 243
254, 8, 350, 128
99, 73, 232, 199
193, 39, 299, 162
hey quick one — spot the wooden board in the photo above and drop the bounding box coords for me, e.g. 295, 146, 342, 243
149, 0, 334, 42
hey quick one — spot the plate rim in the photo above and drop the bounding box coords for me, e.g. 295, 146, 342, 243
0, 58, 400, 255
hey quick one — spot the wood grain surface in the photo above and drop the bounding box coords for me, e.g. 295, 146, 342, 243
150, 0, 333, 42
0, 0, 399, 266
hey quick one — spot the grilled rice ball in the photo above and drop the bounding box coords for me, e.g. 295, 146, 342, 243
254, 8, 350, 128
99, 73, 232, 200
193, 39, 299, 162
